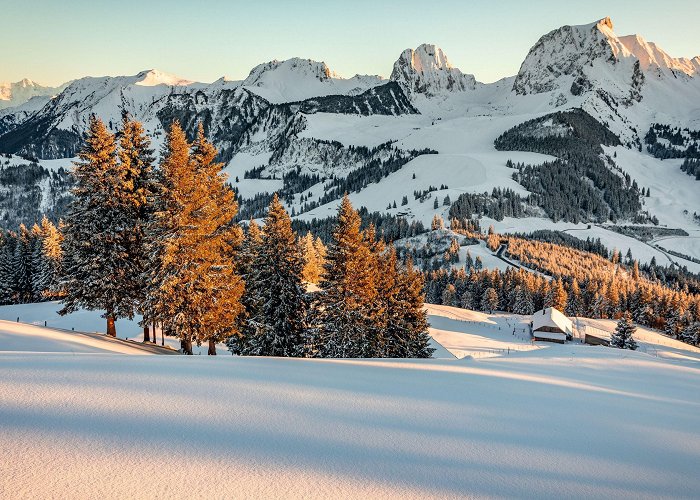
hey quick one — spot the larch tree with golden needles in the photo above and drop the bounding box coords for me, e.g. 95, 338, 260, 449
149, 122, 244, 355
311, 195, 378, 358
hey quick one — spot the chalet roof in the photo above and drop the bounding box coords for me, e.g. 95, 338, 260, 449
532, 307, 573, 335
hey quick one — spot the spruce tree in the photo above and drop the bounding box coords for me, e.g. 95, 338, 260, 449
118, 115, 158, 342
610, 312, 638, 350
389, 256, 433, 357
60, 117, 143, 336
550, 278, 568, 311
242, 194, 309, 357
481, 287, 499, 313
0, 231, 15, 304
12, 224, 33, 303
149, 122, 245, 354
227, 220, 262, 355
32, 216, 63, 300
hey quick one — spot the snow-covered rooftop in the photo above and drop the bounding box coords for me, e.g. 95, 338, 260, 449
532, 307, 573, 336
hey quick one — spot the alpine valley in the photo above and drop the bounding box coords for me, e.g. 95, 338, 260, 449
1, 16, 699, 271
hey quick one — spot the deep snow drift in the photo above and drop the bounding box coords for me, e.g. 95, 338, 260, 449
1, 303, 699, 498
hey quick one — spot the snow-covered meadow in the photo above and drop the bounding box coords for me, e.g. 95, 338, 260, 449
1, 303, 700, 498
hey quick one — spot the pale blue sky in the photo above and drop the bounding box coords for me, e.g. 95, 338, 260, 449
3, 0, 699, 86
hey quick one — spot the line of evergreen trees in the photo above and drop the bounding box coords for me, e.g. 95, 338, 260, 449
0, 217, 63, 304
1, 116, 433, 358
421, 229, 700, 347
229, 195, 433, 358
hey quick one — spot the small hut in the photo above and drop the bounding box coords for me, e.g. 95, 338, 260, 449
531, 307, 573, 343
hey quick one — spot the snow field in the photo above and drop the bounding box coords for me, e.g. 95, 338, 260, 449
1, 342, 699, 498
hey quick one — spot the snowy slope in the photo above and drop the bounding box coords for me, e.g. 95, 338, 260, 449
0, 320, 158, 355
242, 58, 384, 103
1, 302, 700, 498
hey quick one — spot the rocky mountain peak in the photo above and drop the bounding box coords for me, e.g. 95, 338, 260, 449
390, 43, 477, 97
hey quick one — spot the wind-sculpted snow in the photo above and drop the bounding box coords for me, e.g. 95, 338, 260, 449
1, 326, 699, 498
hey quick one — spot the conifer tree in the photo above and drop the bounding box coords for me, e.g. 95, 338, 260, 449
60, 116, 146, 336
513, 285, 534, 315
118, 115, 158, 341
311, 195, 377, 358
149, 122, 244, 354
481, 287, 499, 313
12, 224, 34, 303
394, 256, 433, 357
610, 312, 638, 350
301, 232, 323, 283
32, 216, 63, 300
460, 289, 473, 309
550, 278, 568, 311
227, 220, 262, 355
242, 194, 309, 357
0, 231, 15, 304
442, 284, 457, 306
565, 278, 583, 316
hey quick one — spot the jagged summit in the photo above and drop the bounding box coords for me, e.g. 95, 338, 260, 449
513, 16, 700, 98
0, 78, 66, 110
390, 43, 477, 96
618, 35, 700, 77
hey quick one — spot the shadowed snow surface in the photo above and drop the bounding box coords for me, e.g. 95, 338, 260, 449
1, 304, 700, 498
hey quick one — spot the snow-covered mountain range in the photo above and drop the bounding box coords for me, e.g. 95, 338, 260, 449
1, 17, 699, 270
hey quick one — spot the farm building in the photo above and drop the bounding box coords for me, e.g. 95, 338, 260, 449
531, 307, 573, 343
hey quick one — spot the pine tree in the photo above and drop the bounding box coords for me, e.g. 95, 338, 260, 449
392, 256, 433, 357
32, 216, 63, 300
12, 224, 34, 303
481, 287, 499, 313
301, 232, 322, 283
311, 195, 378, 358
60, 117, 146, 336
242, 194, 309, 357
550, 278, 568, 311
118, 115, 158, 341
149, 122, 244, 354
227, 220, 262, 355
0, 230, 15, 304
610, 312, 638, 350
442, 284, 457, 306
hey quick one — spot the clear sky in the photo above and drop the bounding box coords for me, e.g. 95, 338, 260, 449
3, 0, 699, 86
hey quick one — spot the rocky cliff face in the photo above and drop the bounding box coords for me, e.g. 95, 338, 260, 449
390, 44, 477, 97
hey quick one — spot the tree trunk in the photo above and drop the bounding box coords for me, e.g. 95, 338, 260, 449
143, 325, 151, 343
106, 315, 116, 337
155, 322, 163, 346
183, 336, 193, 355
208, 339, 217, 356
